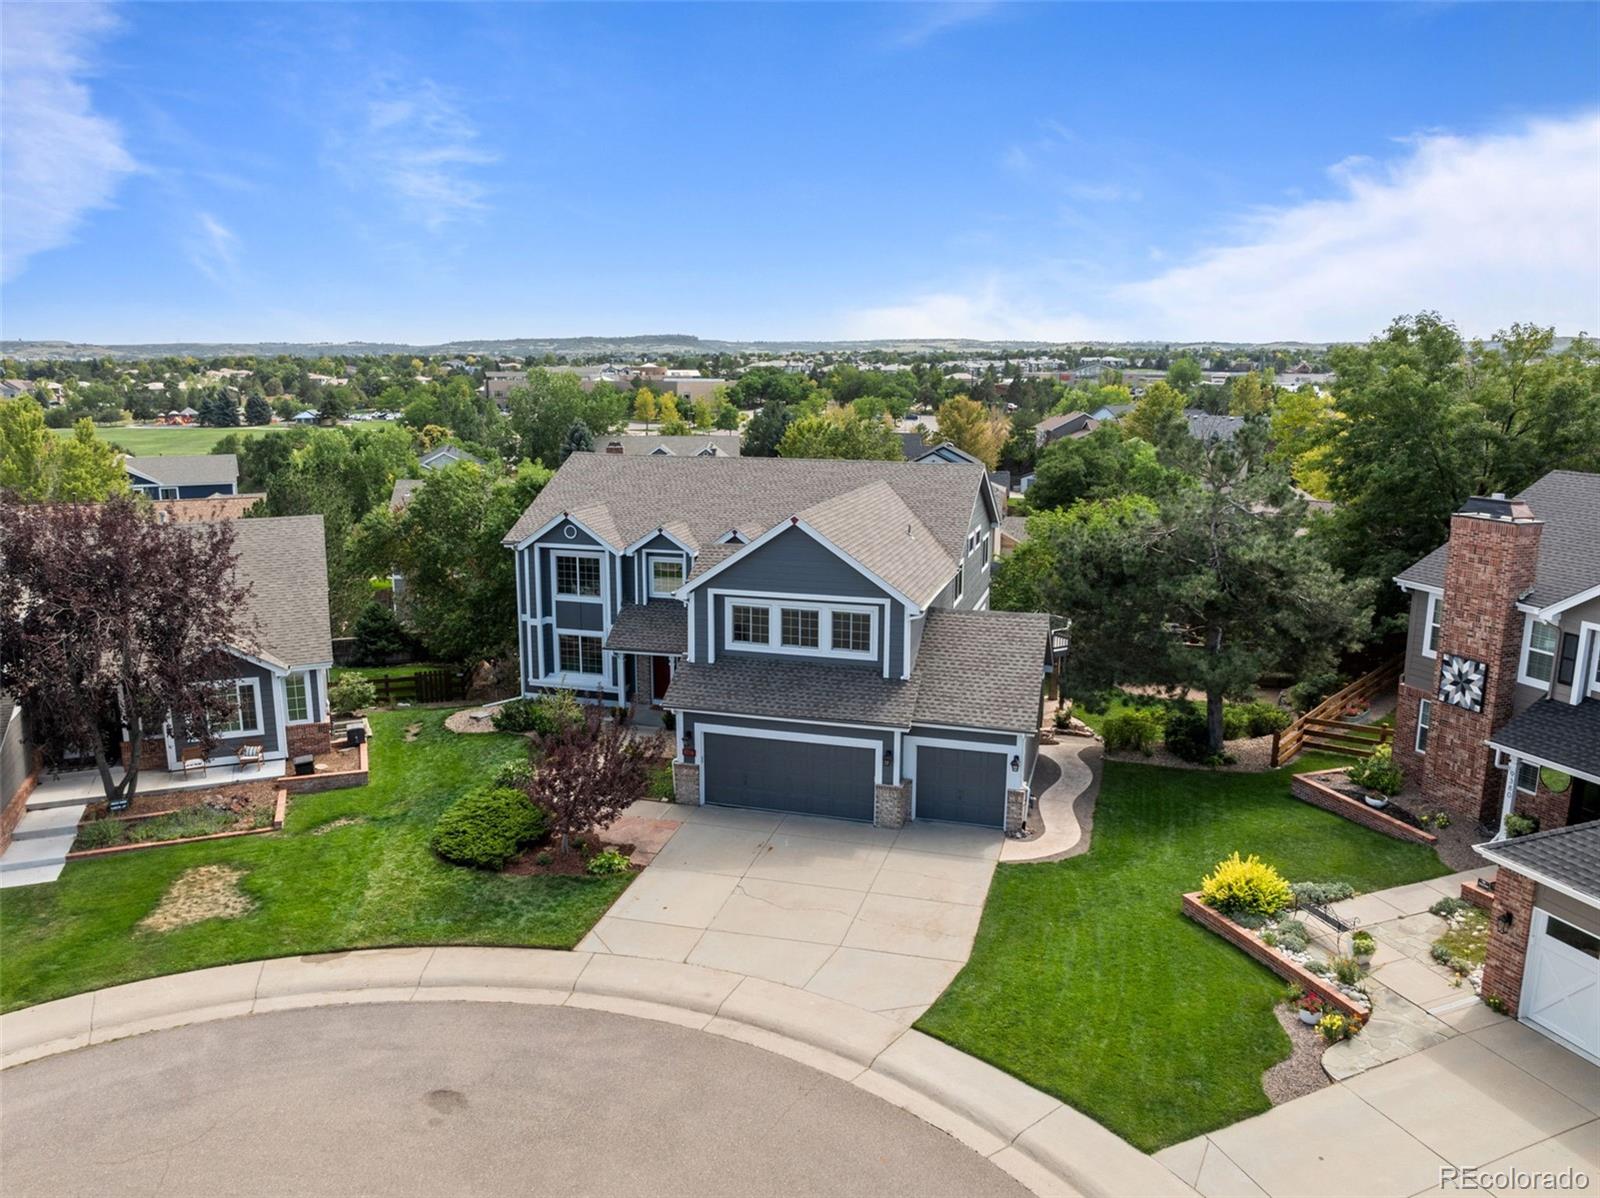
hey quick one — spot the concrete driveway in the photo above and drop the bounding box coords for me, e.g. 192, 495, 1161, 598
586, 802, 1001, 1024
1157, 1017, 1600, 1197
0, 1002, 1028, 1198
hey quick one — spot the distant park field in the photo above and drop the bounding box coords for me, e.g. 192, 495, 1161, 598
53, 420, 399, 456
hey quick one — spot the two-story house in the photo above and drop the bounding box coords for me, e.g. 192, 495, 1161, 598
501, 454, 1051, 831
1392, 471, 1600, 835
124, 454, 239, 499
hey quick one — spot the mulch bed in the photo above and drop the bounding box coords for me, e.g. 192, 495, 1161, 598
1103, 733, 1276, 773
1263, 1006, 1332, 1105
503, 839, 637, 878
1325, 774, 1494, 871
1327, 779, 1429, 830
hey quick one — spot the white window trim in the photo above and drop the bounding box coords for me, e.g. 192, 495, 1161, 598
1515, 760, 1540, 795
720, 598, 879, 663
1414, 697, 1432, 754
211, 678, 263, 737
1421, 592, 1442, 659
285, 669, 315, 725
1584, 621, 1600, 699
645, 551, 686, 600
553, 550, 604, 601
953, 567, 964, 602
556, 632, 606, 678
1518, 614, 1558, 688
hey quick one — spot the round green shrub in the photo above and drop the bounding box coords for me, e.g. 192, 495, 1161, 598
586, 848, 632, 877
493, 758, 535, 790
1102, 708, 1164, 753
329, 672, 377, 715
430, 785, 548, 869
1348, 745, 1403, 796
1221, 705, 1251, 740
1239, 700, 1292, 737
1163, 705, 1216, 764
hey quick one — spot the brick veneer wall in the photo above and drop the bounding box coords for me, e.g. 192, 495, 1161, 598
1005, 788, 1028, 834
1392, 682, 1427, 788
1512, 775, 1575, 832
1422, 510, 1542, 824
1480, 866, 1536, 1017
286, 721, 333, 758
671, 763, 700, 805
0, 770, 39, 854
874, 782, 909, 829
1182, 894, 1367, 1021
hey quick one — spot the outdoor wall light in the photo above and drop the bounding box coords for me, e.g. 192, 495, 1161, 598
1496, 911, 1514, 935
1010, 754, 1021, 771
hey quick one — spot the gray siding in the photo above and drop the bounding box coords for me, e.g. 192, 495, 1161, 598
555, 600, 604, 631
680, 711, 897, 783
705, 526, 892, 599
1402, 589, 1436, 692
906, 613, 925, 674
907, 724, 1015, 745
1534, 883, 1600, 938
175, 659, 282, 757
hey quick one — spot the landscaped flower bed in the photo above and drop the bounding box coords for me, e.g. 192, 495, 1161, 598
70, 784, 284, 858
1291, 769, 1438, 845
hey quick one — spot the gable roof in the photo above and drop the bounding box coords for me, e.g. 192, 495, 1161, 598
224, 516, 333, 670
124, 454, 238, 488
913, 443, 982, 466
419, 445, 482, 470
1183, 411, 1244, 442
1476, 819, 1600, 905
590, 435, 743, 457
1395, 471, 1600, 610
502, 454, 991, 605
389, 479, 422, 510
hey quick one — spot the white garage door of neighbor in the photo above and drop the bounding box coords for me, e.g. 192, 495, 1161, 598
1521, 908, 1600, 1063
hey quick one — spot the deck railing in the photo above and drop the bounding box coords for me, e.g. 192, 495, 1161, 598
1270, 655, 1402, 768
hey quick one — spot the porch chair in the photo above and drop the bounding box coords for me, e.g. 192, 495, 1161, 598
235, 742, 264, 775
179, 745, 210, 778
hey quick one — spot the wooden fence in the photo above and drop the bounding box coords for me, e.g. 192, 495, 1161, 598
364, 668, 469, 706
1270, 655, 1402, 768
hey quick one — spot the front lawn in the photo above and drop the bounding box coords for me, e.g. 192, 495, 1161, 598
916, 753, 1448, 1152
0, 709, 630, 1013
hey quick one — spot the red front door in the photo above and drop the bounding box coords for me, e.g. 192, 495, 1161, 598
651, 656, 673, 705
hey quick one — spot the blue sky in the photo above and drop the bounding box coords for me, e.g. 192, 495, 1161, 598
2, 2, 1597, 344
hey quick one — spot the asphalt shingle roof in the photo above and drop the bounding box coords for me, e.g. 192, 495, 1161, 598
1183, 411, 1244, 442
124, 454, 239, 488
999, 516, 1030, 544
604, 602, 688, 655
663, 657, 919, 728
590, 435, 742, 457
1477, 819, 1600, 904
1486, 699, 1600, 782
502, 455, 989, 607
389, 479, 422, 510
225, 516, 334, 670
1396, 471, 1600, 609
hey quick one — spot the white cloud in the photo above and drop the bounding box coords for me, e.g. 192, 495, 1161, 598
332, 77, 498, 230
0, 3, 137, 281
185, 211, 238, 282
851, 112, 1600, 342
892, 2, 999, 48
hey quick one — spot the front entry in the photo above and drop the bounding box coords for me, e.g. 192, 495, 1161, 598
651, 656, 673, 706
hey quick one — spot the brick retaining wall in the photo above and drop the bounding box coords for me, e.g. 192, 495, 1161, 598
1291, 769, 1438, 846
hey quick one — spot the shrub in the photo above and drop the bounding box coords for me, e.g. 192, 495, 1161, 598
660, 709, 677, 731
1102, 708, 1163, 753
649, 764, 675, 800
1286, 670, 1343, 714
493, 758, 535, 790
1200, 852, 1293, 918
1430, 943, 1455, 967
1503, 812, 1538, 838
1238, 700, 1291, 737
329, 672, 377, 715
491, 698, 539, 733
73, 819, 126, 851
1053, 708, 1073, 730
1332, 955, 1362, 985
1347, 746, 1403, 796
350, 601, 412, 665
1291, 880, 1355, 908
1351, 931, 1376, 957
1484, 994, 1507, 1014
1163, 705, 1216, 764
430, 785, 548, 869
1221, 705, 1251, 740
1429, 896, 1468, 919
586, 848, 632, 877
1274, 919, 1310, 953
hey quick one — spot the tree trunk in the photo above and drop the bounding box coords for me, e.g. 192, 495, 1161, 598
1206, 689, 1225, 757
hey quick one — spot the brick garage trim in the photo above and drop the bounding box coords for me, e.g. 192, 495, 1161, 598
1181, 893, 1368, 1021
1291, 769, 1438, 846
1479, 866, 1536, 1017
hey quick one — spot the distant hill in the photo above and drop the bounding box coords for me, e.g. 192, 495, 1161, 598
0, 334, 1336, 361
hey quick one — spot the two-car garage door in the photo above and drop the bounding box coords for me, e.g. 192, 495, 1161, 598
702, 732, 876, 822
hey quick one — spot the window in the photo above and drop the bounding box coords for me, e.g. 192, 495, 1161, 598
649, 555, 684, 598
832, 610, 872, 654
981, 536, 991, 569
1545, 915, 1600, 960
285, 671, 310, 722
558, 634, 603, 675
731, 604, 769, 645
1415, 699, 1432, 753
781, 608, 819, 648
555, 554, 601, 598
1521, 619, 1558, 685
212, 679, 261, 736
1516, 761, 1540, 794
954, 568, 964, 601
1422, 593, 1442, 658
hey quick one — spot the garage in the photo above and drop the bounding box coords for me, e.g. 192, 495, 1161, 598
701, 732, 876, 821
1521, 909, 1600, 1061
912, 743, 1007, 827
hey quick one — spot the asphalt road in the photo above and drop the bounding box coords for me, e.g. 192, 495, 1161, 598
0, 1002, 1027, 1198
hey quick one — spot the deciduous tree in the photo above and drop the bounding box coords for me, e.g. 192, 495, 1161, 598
777, 407, 901, 460
930, 395, 1007, 469
522, 706, 665, 854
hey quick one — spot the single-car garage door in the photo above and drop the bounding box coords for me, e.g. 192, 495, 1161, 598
1522, 909, 1600, 1062
702, 733, 876, 821
914, 745, 1007, 827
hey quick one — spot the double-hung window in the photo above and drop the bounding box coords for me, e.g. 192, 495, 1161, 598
731, 604, 770, 645
780, 608, 819, 649
1422, 593, 1442, 658
1415, 698, 1432, 754
558, 634, 603, 675
213, 679, 261, 736
832, 610, 873, 654
648, 555, 684, 598
285, 670, 311, 722
726, 601, 875, 660
1520, 619, 1558, 686
555, 554, 601, 598
954, 567, 964, 601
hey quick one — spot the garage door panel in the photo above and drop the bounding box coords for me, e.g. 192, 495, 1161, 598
914, 744, 1006, 827
702, 733, 875, 821
1522, 910, 1600, 1060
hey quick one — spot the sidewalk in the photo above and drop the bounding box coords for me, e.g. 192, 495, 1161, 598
0, 947, 1195, 1198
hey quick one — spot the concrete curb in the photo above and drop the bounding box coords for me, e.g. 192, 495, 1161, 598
1, 947, 1193, 1198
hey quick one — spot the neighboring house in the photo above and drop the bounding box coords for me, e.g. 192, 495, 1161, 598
484, 370, 528, 404
121, 515, 336, 774
0, 695, 41, 854
1473, 820, 1599, 1062
1034, 411, 1098, 448
998, 515, 1029, 555
1090, 402, 1134, 422
909, 444, 1009, 509
897, 431, 928, 459
592, 435, 742, 458
659, 377, 730, 403
501, 455, 1050, 831
418, 444, 483, 471
293, 410, 318, 424
1184, 410, 1245, 442
124, 454, 239, 500
1392, 473, 1600, 834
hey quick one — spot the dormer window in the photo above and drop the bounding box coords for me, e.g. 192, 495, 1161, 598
648, 553, 684, 598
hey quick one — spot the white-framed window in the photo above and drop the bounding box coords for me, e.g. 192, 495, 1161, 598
1515, 761, 1540, 794
981, 535, 991, 570
832, 610, 872, 654
725, 600, 877, 661
954, 567, 964, 601
780, 607, 820, 648
647, 554, 684, 598
555, 553, 601, 598
159, 486, 179, 500
212, 678, 262, 736
285, 670, 311, 723
1415, 698, 1432, 754
1421, 592, 1442, 658
557, 634, 603, 675
731, 604, 770, 645
1519, 617, 1558, 686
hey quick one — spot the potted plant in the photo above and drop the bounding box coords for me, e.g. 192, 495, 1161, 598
1351, 930, 1376, 967
1297, 993, 1324, 1025
1347, 745, 1403, 810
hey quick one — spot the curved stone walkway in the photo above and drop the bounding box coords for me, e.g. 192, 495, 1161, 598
1002, 738, 1100, 864
0, 947, 1194, 1198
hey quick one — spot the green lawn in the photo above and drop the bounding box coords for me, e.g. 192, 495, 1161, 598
53, 420, 401, 457
916, 753, 1448, 1152
330, 663, 454, 683
0, 709, 629, 1014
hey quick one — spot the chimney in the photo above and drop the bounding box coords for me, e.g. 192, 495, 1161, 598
1421, 493, 1544, 823
604, 442, 624, 455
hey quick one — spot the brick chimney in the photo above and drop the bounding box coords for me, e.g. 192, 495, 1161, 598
1421, 493, 1543, 824
604, 441, 624, 455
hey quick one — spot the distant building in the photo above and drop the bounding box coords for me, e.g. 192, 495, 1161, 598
1034, 411, 1098, 448
592, 435, 741, 458
484, 371, 529, 404
124, 454, 239, 500
659, 377, 728, 403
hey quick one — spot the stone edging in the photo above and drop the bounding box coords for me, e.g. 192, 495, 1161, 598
1290, 769, 1437, 846
0, 947, 1193, 1198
